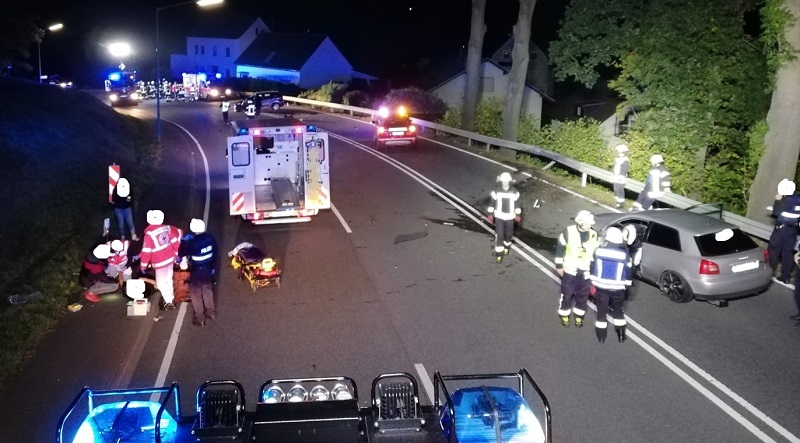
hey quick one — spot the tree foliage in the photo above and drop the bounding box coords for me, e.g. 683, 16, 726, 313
550, 0, 770, 208
0, 7, 42, 74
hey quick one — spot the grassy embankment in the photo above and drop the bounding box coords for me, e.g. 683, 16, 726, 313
0, 79, 157, 388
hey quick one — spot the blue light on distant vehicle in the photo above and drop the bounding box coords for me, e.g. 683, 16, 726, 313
238, 128, 248, 135
215, 73, 222, 79
108, 72, 121, 81
198, 72, 207, 82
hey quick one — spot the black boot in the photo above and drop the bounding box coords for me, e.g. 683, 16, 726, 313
615, 326, 627, 343
595, 327, 607, 343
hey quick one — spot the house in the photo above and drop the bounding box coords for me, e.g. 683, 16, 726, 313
420, 37, 554, 129
170, 16, 374, 89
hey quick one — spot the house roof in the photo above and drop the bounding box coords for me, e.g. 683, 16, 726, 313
235, 33, 327, 71
424, 57, 554, 103
188, 15, 264, 39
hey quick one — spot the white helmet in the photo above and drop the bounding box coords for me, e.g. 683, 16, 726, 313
574, 210, 595, 226
147, 210, 164, 225
778, 178, 796, 196
498, 172, 513, 183
93, 244, 111, 260
650, 154, 664, 165
117, 178, 130, 198
110, 239, 124, 252
604, 227, 624, 244
190, 218, 206, 234
615, 144, 629, 154
623, 225, 637, 246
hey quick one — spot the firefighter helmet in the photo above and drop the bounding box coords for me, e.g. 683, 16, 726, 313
778, 178, 796, 196
147, 210, 164, 225
615, 144, 629, 154
604, 227, 624, 244
650, 154, 664, 165
190, 218, 206, 234
574, 210, 595, 227
498, 172, 513, 183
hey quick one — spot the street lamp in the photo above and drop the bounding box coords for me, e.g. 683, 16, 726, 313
38, 23, 64, 83
155, 0, 224, 143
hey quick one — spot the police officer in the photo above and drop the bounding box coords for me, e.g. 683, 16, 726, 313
768, 179, 800, 283
612, 144, 630, 209
487, 172, 522, 263
555, 210, 599, 327
590, 227, 633, 343
631, 154, 671, 212
220, 99, 230, 124
178, 218, 218, 327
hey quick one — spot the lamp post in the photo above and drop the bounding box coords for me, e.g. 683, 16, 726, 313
155, 0, 224, 143
38, 23, 64, 83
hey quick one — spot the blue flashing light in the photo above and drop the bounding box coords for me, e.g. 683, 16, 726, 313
72, 400, 178, 443
441, 387, 545, 443
198, 72, 207, 82
108, 72, 121, 81
238, 128, 249, 135
306, 125, 317, 132
215, 72, 222, 79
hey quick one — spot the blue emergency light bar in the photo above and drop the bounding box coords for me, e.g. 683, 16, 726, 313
108, 72, 121, 81
198, 72, 207, 82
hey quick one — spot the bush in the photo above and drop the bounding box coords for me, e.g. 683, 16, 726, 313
343, 90, 368, 107
439, 107, 462, 128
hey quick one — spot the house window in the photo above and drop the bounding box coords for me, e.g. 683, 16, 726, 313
213, 46, 217, 57
201, 46, 205, 55
480, 77, 494, 93
226, 47, 231, 57
194, 45, 199, 55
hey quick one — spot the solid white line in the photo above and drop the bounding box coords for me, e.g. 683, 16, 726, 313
414, 363, 435, 406
166, 119, 212, 223
328, 130, 797, 443
330, 202, 352, 233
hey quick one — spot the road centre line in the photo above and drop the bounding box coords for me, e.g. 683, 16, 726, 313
414, 363, 436, 406
329, 131, 798, 442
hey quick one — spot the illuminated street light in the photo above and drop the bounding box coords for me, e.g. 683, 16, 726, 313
38, 23, 64, 83
108, 42, 132, 59
155, 0, 225, 143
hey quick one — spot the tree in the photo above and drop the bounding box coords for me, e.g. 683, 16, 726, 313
550, 0, 769, 206
462, 0, 487, 132
747, 0, 800, 222
502, 0, 537, 142
0, 7, 41, 76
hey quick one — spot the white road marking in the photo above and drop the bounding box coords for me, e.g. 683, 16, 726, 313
414, 363, 435, 406
327, 130, 799, 443
331, 202, 352, 233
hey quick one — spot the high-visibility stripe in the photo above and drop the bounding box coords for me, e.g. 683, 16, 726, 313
151, 257, 174, 268
232, 192, 244, 212
596, 321, 608, 329
192, 253, 212, 261
109, 165, 120, 203
612, 318, 627, 326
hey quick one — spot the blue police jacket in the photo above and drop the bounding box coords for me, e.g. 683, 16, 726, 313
589, 245, 632, 291
183, 233, 217, 281
773, 194, 800, 226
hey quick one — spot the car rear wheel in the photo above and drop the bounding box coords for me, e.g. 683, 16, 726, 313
659, 271, 694, 303
271, 103, 281, 111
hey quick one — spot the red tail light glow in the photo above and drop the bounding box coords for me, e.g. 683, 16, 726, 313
408, 125, 416, 133
763, 249, 769, 263
699, 259, 720, 275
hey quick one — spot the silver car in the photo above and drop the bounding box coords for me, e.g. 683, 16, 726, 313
594, 209, 772, 304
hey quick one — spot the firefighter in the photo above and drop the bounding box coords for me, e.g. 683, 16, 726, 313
768, 179, 800, 283
631, 154, 671, 212
220, 99, 230, 124
590, 226, 633, 343
555, 210, 600, 327
139, 210, 182, 310
487, 172, 521, 263
178, 218, 219, 327
612, 144, 630, 209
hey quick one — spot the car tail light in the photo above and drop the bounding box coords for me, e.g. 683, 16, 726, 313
377, 126, 386, 134
408, 125, 416, 133
763, 249, 769, 263
699, 259, 720, 275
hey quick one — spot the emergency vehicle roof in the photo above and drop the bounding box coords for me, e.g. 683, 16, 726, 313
234, 117, 308, 129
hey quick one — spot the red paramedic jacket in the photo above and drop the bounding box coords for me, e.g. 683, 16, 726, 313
140, 224, 182, 269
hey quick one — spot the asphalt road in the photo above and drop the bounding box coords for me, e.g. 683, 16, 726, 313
2, 96, 799, 443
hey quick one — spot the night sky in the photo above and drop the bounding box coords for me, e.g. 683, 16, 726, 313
26, 0, 566, 87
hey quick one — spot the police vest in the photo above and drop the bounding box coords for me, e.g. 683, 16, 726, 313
221, 102, 230, 112
189, 234, 215, 267
775, 195, 800, 226
590, 245, 631, 290
560, 225, 598, 275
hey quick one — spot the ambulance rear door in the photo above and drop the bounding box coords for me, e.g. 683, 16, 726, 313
227, 135, 256, 215
303, 132, 331, 210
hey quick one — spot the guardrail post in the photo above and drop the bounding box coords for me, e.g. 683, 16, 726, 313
581, 173, 587, 188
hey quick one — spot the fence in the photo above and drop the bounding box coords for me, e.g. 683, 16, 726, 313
282, 96, 773, 241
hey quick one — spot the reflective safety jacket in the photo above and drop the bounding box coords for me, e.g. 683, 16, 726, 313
221, 101, 230, 112
488, 184, 521, 221
179, 233, 218, 282
140, 224, 182, 269
613, 156, 629, 184
590, 245, 632, 290
555, 225, 599, 275
772, 194, 800, 226
645, 164, 671, 198
107, 239, 129, 268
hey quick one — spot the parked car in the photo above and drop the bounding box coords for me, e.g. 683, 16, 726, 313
373, 106, 417, 147
234, 91, 284, 112
593, 208, 772, 304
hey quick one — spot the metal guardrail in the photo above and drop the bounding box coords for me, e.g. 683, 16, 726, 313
282, 96, 773, 241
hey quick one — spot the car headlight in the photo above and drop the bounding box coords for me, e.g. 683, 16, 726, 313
331, 383, 353, 400
109, 94, 118, 101
210, 89, 219, 96
225, 88, 232, 95
130, 92, 139, 100
309, 385, 330, 401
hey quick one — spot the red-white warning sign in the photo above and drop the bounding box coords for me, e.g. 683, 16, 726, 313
109, 164, 120, 202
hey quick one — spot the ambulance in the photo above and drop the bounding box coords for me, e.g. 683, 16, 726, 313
227, 118, 330, 224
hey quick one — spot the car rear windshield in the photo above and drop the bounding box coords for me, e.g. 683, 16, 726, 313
383, 116, 410, 127
694, 229, 758, 256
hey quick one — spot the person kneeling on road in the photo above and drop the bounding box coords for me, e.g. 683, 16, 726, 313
79, 243, 120, 303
